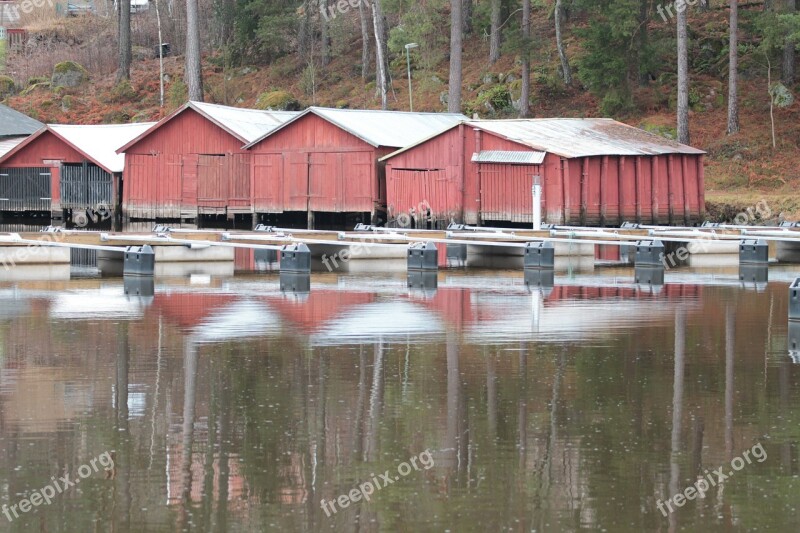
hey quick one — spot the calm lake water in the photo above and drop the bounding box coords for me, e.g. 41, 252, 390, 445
1, 264, 800, 532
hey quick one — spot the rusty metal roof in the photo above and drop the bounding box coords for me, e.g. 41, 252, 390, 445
469, 119, 705, 158
472, 150, 546, 165
382, 118, 705, 161
246, 107, 468, 149
0, 104, 43, 137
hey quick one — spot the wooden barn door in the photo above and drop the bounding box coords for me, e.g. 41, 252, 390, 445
478, 163, 538, 223
337, 152, 374, 213
308, 152, 337, 212
197, 155, 226, 209
253, 153, 284, 213
181, 155, 198, 215
228, 153, 251, 210
284, 152, 309, 212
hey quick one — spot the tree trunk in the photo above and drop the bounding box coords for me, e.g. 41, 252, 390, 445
637, 0, 649, 86
185, 0, 204, 102
371, 0, 389, 110
320, 0, 331, 67
489, 0, 502, 64
359, 0, 371, 79
784, 0, 796, 85
117, 0, 131, 82
299, 0, 312, 58
155, 0, 165, 107
448, 0, 463, 113
520, 0, 531, 118
555, 0, 571, 85
727, 0, 740, 134
463, 0, 473, 35
677, 3, 690, 144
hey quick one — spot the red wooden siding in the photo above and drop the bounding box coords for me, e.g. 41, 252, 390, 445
479, 163, 542, 223
385, 126, 704, 226
249, 114, 381, 218
1, 132, 84, 167
385, 126, 466, 224
196, 153, 251, 213
125, 154, 183, 218
252, 153, 283, 213
122, 108, 253, 219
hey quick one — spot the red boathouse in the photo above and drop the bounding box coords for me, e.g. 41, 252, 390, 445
382, 119, 706, 227
117, 101, 298, 221
245, 107, 466, 228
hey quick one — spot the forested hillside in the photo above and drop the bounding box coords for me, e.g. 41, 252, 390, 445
1, 0, 799, 215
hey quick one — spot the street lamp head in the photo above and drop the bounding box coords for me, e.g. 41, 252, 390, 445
405, 43, 419, 50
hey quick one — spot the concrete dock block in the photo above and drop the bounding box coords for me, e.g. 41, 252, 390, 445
124, 245, 155, 276
524, 241, 555, 269
280, 243, 311, 273
408, 242, 438, 271
791, 278, 800, 321
634, 240, 665, 267
739, 239, 769, 264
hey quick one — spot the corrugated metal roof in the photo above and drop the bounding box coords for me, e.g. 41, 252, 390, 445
0, 137, 27, 159
0, 104, 44, 137
191, 102, 299, 144
49, 123, 156, 173
469, 119, 705, 157
472, 150, 546, 165
246, 107, 468, 149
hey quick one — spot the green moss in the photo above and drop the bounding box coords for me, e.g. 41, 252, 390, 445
0, 75, 15, 98
53, 61, 87, 75
27, 76, 49, 86
108, 80, 138, 103
641, 122, 677, 140
20, 82, 50, 97
254, 90, 301, 111
51, 61, 89, 88
466, 85, 512, 116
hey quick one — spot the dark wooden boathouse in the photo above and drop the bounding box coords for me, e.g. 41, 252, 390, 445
382, 119, 706, 227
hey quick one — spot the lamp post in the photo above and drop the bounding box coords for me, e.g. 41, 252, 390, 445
405, 43, 419, 112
